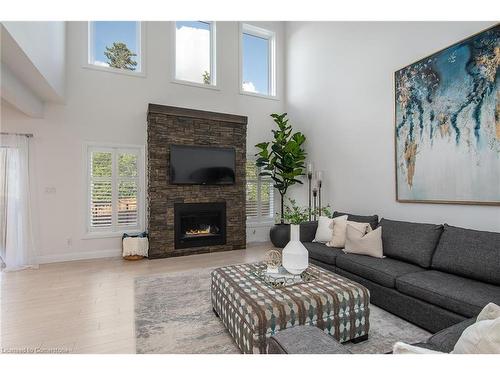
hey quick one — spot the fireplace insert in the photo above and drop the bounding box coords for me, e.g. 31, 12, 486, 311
174, 202, 226, 249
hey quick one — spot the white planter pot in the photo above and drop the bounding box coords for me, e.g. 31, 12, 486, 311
282, 224, 309, 275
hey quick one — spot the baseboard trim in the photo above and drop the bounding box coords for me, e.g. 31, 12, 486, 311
36, 249, 122, 264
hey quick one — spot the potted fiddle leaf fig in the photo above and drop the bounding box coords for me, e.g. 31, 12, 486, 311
255, 113, 307, 247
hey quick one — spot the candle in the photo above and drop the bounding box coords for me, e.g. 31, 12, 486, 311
307, 163, 313, 175
316, 170, 323, 183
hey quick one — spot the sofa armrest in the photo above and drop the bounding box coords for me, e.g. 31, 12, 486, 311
423, 317, 476, 353
300, 221, 318, 242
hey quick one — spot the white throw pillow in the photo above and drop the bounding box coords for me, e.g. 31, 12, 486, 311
344, 224, 384, 258
392, 342, 445, 354
477, 303, 500, 322
452, 317, 500, 354
313, 216, 334, 243
327, 216, 370, 248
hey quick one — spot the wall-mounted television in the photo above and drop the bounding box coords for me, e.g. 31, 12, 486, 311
170, 145, 236, 185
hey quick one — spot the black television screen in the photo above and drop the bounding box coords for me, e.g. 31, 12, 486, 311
170, 145, 236, 185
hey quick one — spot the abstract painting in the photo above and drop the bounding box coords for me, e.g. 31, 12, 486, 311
395, 24, 500, 205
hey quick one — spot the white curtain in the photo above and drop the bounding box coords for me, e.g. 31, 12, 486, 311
0, 134, 37, 271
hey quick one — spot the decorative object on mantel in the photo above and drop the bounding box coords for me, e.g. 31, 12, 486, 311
307, 163, 313, 220
395, 24, 499, 205
255, 113, 307, 247
122, 232, 149, 260
264, 249, 282, 273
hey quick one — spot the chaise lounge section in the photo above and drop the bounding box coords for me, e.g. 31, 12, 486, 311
301, 213, 500, 333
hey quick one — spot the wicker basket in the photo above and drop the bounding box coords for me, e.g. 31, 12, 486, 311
122, 236, 148, 260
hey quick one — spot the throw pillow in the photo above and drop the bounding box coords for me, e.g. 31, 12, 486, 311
326, 215, 366, 248
392, 342, 445, 354
328, 219, 371, 248
325, 215, 347, 247
477, 303, 500, 322
313, 216, 334, 243
344, 224, 384, 258
452, 317, 500, 354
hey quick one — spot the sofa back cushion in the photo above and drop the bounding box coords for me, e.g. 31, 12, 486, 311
379, 218, 443, 268
300, 221, 318, 242
432, 224, 500, 285
333, 211, 379, 230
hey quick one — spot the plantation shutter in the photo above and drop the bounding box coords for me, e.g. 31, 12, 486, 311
88, 146, 141, 232
246, 157, 275, 222
246, 160, 259, 219
117, 151, 139, 227
90, 151, 113, 228
260, 177, 274, 219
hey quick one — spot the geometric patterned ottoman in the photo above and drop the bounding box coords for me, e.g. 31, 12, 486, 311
211, 262, 370, 353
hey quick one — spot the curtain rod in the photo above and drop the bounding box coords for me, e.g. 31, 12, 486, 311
0, 132, 33, 138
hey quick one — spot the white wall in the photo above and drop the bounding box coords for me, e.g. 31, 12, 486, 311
1, 21, 66, 103
286, 22, 500, 232
1, 21, 284, 262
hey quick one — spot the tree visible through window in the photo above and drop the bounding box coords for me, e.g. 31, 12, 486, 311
175, 21, 215, 85
89, 21, 141, 72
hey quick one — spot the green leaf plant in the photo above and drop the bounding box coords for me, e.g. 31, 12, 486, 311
255, 113, 307, 224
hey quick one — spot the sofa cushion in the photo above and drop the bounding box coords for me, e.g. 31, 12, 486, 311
396, 271, 500, 318
304, 242, 343, 265
431, 224, 500, 285
333, 211, 379, 230
300, 221, 318, 243
379, 219, 443, 268
335, 254, 424, 288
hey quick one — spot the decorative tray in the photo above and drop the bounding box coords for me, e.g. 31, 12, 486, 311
252, 265, 320, 289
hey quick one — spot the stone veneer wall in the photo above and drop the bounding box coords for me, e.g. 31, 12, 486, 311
147, 104, 247, 258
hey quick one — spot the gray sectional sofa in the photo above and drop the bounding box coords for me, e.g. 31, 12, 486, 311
300, 212, 500, 333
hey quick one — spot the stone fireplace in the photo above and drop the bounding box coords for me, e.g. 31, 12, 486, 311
147, 104, 247, 258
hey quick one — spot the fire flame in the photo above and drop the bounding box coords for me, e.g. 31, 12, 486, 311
186, 227, 211, 235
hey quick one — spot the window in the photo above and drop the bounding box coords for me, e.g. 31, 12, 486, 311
87, 145, 144, 235
88, 21, 143, 73
241, 24, 276, 97
174, 21, 216, 86
246, 158, 274, 223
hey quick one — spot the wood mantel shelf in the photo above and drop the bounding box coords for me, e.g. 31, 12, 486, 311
147, 103, 248, 125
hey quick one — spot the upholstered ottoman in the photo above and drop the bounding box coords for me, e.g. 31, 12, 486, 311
268, 325, 351, 354
211, 262, 370, 353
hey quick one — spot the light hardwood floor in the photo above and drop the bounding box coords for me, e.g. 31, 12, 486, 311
0, 244, 269, 354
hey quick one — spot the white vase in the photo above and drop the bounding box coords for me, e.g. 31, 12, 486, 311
282, 224, 309, 275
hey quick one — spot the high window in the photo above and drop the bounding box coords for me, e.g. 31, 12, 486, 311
246, 158, 274, 223
241, 24, 276, 97
174, 21, 216, 86
87, 145, 144, 235
88, 21, 143, 73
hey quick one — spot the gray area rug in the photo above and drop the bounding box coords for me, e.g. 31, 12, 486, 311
135, 267, 431, 354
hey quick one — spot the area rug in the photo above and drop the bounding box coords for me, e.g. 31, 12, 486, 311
135, 267, 432, 354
